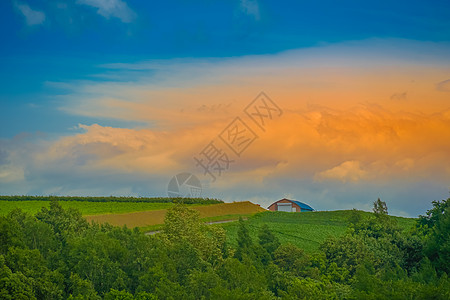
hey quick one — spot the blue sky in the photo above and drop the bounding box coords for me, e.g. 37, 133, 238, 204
1, 0, 449, 138
1, 0, 449, 216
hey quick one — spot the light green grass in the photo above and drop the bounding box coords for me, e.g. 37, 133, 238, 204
138, 213, 251, 233
221, 210, 417, 254
0, 200, 179, 216
200, 214, 252, 223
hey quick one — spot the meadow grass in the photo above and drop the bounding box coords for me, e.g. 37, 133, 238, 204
86, 201, 265, 228
0, 196, 223, 216
138, 214, 250, 233
1, 199, 418, 254
220, 210, 417, 254
0, 200, 178, 216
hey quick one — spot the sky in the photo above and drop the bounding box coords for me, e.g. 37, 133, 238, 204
1, 0, 450, 217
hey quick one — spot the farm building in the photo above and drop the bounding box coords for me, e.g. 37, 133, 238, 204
268, 198, 314, 212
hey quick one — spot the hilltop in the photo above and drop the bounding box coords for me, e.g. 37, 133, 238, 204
221, 210, 416, 253
0, 196, 416, 253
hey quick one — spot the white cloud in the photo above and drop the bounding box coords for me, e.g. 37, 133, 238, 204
0, 165, 24, 183
76, 0, 136, 23
14, 2, 46, 26
240, 0, 260, 20
436, 79, 450, 92
314, 161, 367, 183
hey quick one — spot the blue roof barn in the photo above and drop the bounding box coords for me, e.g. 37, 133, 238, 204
268, 198, 314, 212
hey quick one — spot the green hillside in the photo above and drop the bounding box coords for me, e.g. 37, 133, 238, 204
0, 197, 417, 255
0, 198, 447, 299
0, 196, 222, 216
221, 210, 417, 253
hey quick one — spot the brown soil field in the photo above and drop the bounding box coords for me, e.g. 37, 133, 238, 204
85, 201, 266, 228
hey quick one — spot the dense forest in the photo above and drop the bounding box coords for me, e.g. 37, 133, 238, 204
0, 198, 449, 299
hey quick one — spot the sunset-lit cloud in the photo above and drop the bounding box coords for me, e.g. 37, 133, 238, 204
57, 39, 450, 124
1, 39, 449, 216
436, 79, 450, 92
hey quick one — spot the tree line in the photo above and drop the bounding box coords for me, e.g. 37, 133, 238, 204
0, 197, 449, 299
0, 196, 223, 205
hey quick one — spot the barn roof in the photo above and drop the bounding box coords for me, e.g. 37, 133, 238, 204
275, 198, 314, 211
291, 200, 314, 211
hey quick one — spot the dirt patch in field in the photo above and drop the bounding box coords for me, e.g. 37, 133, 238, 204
85, 201, 265, 228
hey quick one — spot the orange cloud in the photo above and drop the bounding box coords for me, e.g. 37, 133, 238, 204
2, 39, 450, 216
314, 161, 367, 183
28, 102, 449, 191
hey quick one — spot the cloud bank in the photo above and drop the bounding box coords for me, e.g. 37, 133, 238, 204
1, 39, 449, 217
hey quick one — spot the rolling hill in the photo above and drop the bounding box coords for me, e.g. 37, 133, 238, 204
220, 210, 417, 253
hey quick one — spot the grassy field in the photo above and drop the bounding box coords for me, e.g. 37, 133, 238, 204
1, 198, 418, 255
0, 200, 205, 216
0, 196, 223, 216
220, 210, 417, 254
86, 201, 266, 228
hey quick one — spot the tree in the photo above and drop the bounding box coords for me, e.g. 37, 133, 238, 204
0, 255, 36, 300
373, 198, 388, 215
418, 198, 450, 274
65, 232, 130, 296
235, 217, 254, 261
258, 224, 281, 256
35, 200, 88, 239
5, 247, 64, 299
273, 244, 312, 277
216, 257, 269, 295
103, 289, 133, 300
187, 267, 223, 299
0, 212, 25, 255
320, 235, 371, 281
161, 205, 226, 265
68, 273, 100, 300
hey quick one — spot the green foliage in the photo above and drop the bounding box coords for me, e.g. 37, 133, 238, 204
161, 205, 227, 265
258, 224, 281, 255
347, 208, 364, 225
222, 210, 416, 253
68, 273, 100, 300
0, 195, 223, 204
35, 200, 89, 237
273, 244, 312, 277
350, 260, 450, 299
187, 267, 222, 299
103, 289, 134, 300
418, 197, 450, 274
0, 198, 447, 299
320, 235, 371, 281
235, 217, 254, 261
373, 198, 388, 215
5, 247, 64, 299
278, 277, 348, 300
216, 258, 270, 295
0, 196, 223, 216
0, 255, 36, 300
